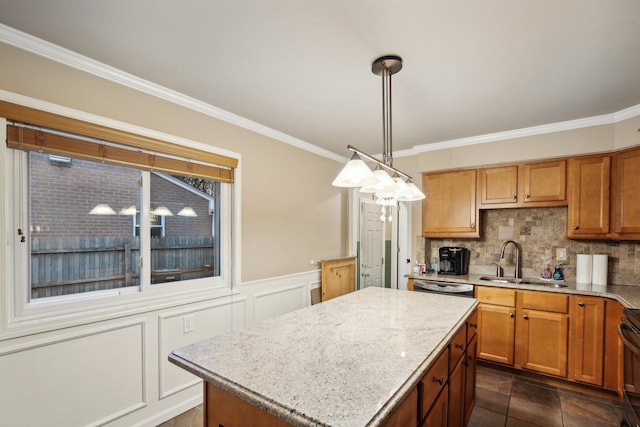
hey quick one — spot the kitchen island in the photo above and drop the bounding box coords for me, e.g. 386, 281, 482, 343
169, 287, 478, 426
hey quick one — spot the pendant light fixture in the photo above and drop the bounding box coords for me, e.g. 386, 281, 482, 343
332, 55, 425, 221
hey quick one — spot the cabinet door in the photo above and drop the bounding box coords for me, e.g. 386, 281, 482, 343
447, 357, 465, 427
477, 303, 515, 365
520, 160, 566, 204
464, 334, 478, 425
567, 155, 611, 238
613, 146, 640, 238
422, 170, 479, 238
423, 385, 448, 427
570, 295, 605, 386
516, 309, 569, 377
479, 165, 518, 206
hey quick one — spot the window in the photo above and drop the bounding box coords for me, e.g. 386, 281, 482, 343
2, 101, 238, 319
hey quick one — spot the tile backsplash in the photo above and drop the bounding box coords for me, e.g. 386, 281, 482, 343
417, 207, 640, 286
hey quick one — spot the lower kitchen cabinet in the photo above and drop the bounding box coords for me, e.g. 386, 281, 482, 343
477, 287, 516, 365
515, 307, 569, 377
464, 334, 478, 424
569, 295, 605, 386
383, 387, 418, 427
477, 286, 622, 394
422, 384, 448, 427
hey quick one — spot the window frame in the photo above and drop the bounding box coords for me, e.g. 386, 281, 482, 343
0, 109, 241, 339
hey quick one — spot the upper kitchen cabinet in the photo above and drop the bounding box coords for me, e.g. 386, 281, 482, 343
422, 169, 480, 238
567, 154, 611, 239
613, 145, 640, 239
479, 160, 566, 209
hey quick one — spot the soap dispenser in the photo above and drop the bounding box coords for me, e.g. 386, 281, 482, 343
553, 265, 564, 281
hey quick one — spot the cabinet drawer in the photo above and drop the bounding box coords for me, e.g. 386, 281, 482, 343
476, 287, 516, 306
518, 290, 568, 313
466, 309, 478, 343
419, 348, 449, 420
449, 326, 466, 373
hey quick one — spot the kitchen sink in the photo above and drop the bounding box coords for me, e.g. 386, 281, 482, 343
479, 276, 568, 288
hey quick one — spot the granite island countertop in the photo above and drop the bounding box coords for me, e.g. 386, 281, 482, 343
409, 272, 640, 308
169, 287, 478, 427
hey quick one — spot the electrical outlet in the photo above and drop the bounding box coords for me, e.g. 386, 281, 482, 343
183, 315, 194, 333
556, 247, 567, 262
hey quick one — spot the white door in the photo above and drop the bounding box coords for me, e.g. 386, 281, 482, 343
360, 199, 384, 288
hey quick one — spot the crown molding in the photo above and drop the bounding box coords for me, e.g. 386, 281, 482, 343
2, 23, 638, 164
0, 24, 345, 163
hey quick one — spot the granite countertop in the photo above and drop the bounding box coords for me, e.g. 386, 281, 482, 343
169, 287, 478, 427
409, 272, 640, 308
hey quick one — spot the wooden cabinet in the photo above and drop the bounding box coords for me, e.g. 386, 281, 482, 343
384, 387, 418, 427
321, 256, 356, 301
419, 348, 449, 422
567, 154, 611, 238
422, 169, 479, 238
613, 145, 640, 238
477, 287, 516, 365
464, 334, 478, 424
604, 299, 624, 395
422, 384, 448, 427
515, 291, 569, 378
569, 295, 605, 386
447, 341, 465, 427
479, 160, 566, 209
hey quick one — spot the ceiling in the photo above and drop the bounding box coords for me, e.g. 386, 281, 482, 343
1, 0, 640, 160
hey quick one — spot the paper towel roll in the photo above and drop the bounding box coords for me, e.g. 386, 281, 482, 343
592, 254, 608, 286
576, 254, 592, 284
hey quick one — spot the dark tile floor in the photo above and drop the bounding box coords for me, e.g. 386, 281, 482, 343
159, 366, 625, 426
468, 366, 624, 427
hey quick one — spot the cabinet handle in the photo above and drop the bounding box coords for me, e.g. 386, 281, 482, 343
523, 315, 529, 320
456, 343, 465, 350
470, 323, 478, 329
573, 225, 580, 230
509, 312, 514, 318
578, 302, 585, 307
512, 195, 517, 200
525, 194, 530, 199
435, 377, 444, 385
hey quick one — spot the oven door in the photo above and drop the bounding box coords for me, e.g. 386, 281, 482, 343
414, 279, 474, 298
618, 319, 640, 427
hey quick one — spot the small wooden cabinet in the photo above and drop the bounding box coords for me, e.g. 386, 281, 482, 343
613, 145, 640, 238
479, 160, 566, 209
384, 387, 418, 427
569, 295, 605, 386
515, 291, 569, 378
477, 287, 516, 365
422, 169, 479, 238
567, 154, 611, 238
447, 312, 477, 427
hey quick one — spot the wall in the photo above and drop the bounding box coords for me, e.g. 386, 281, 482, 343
420, 207, 640, 286
0, 42, 347, 282
0, 40, 342, 426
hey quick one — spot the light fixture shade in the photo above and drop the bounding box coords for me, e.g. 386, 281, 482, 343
177, 207, 198, 217
118, 205, 137, 215
359, 168, 399, 194
332, 153, 377, 187
152, 206, 173, 216
397, 182, 426, 201
89, 203, 116, 215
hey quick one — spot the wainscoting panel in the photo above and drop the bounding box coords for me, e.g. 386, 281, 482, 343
0, 320, 146, 427
157, 295, 247, 399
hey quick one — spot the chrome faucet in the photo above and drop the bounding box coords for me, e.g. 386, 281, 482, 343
499, 240, 520, 279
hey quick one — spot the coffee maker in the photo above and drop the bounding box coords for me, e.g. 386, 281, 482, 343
439, 247, 470, 275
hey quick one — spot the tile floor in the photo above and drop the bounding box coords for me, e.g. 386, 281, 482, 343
159, 366, 625, 427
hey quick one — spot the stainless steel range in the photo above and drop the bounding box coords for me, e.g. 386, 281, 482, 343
618, 308, 640, 427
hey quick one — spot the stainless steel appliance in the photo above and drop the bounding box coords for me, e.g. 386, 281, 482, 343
439, 247, 470, 275
414, 279, 474, 298
618, 308, 640, 427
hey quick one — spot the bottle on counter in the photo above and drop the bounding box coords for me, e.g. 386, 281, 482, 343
541, 265, 552, 279
553, 265, 564, 281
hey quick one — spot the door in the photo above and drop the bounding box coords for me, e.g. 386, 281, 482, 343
477, 304, 515, 365
360, 199, 384, 288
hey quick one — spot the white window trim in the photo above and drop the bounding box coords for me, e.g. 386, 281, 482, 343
0, 92, 242, 340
